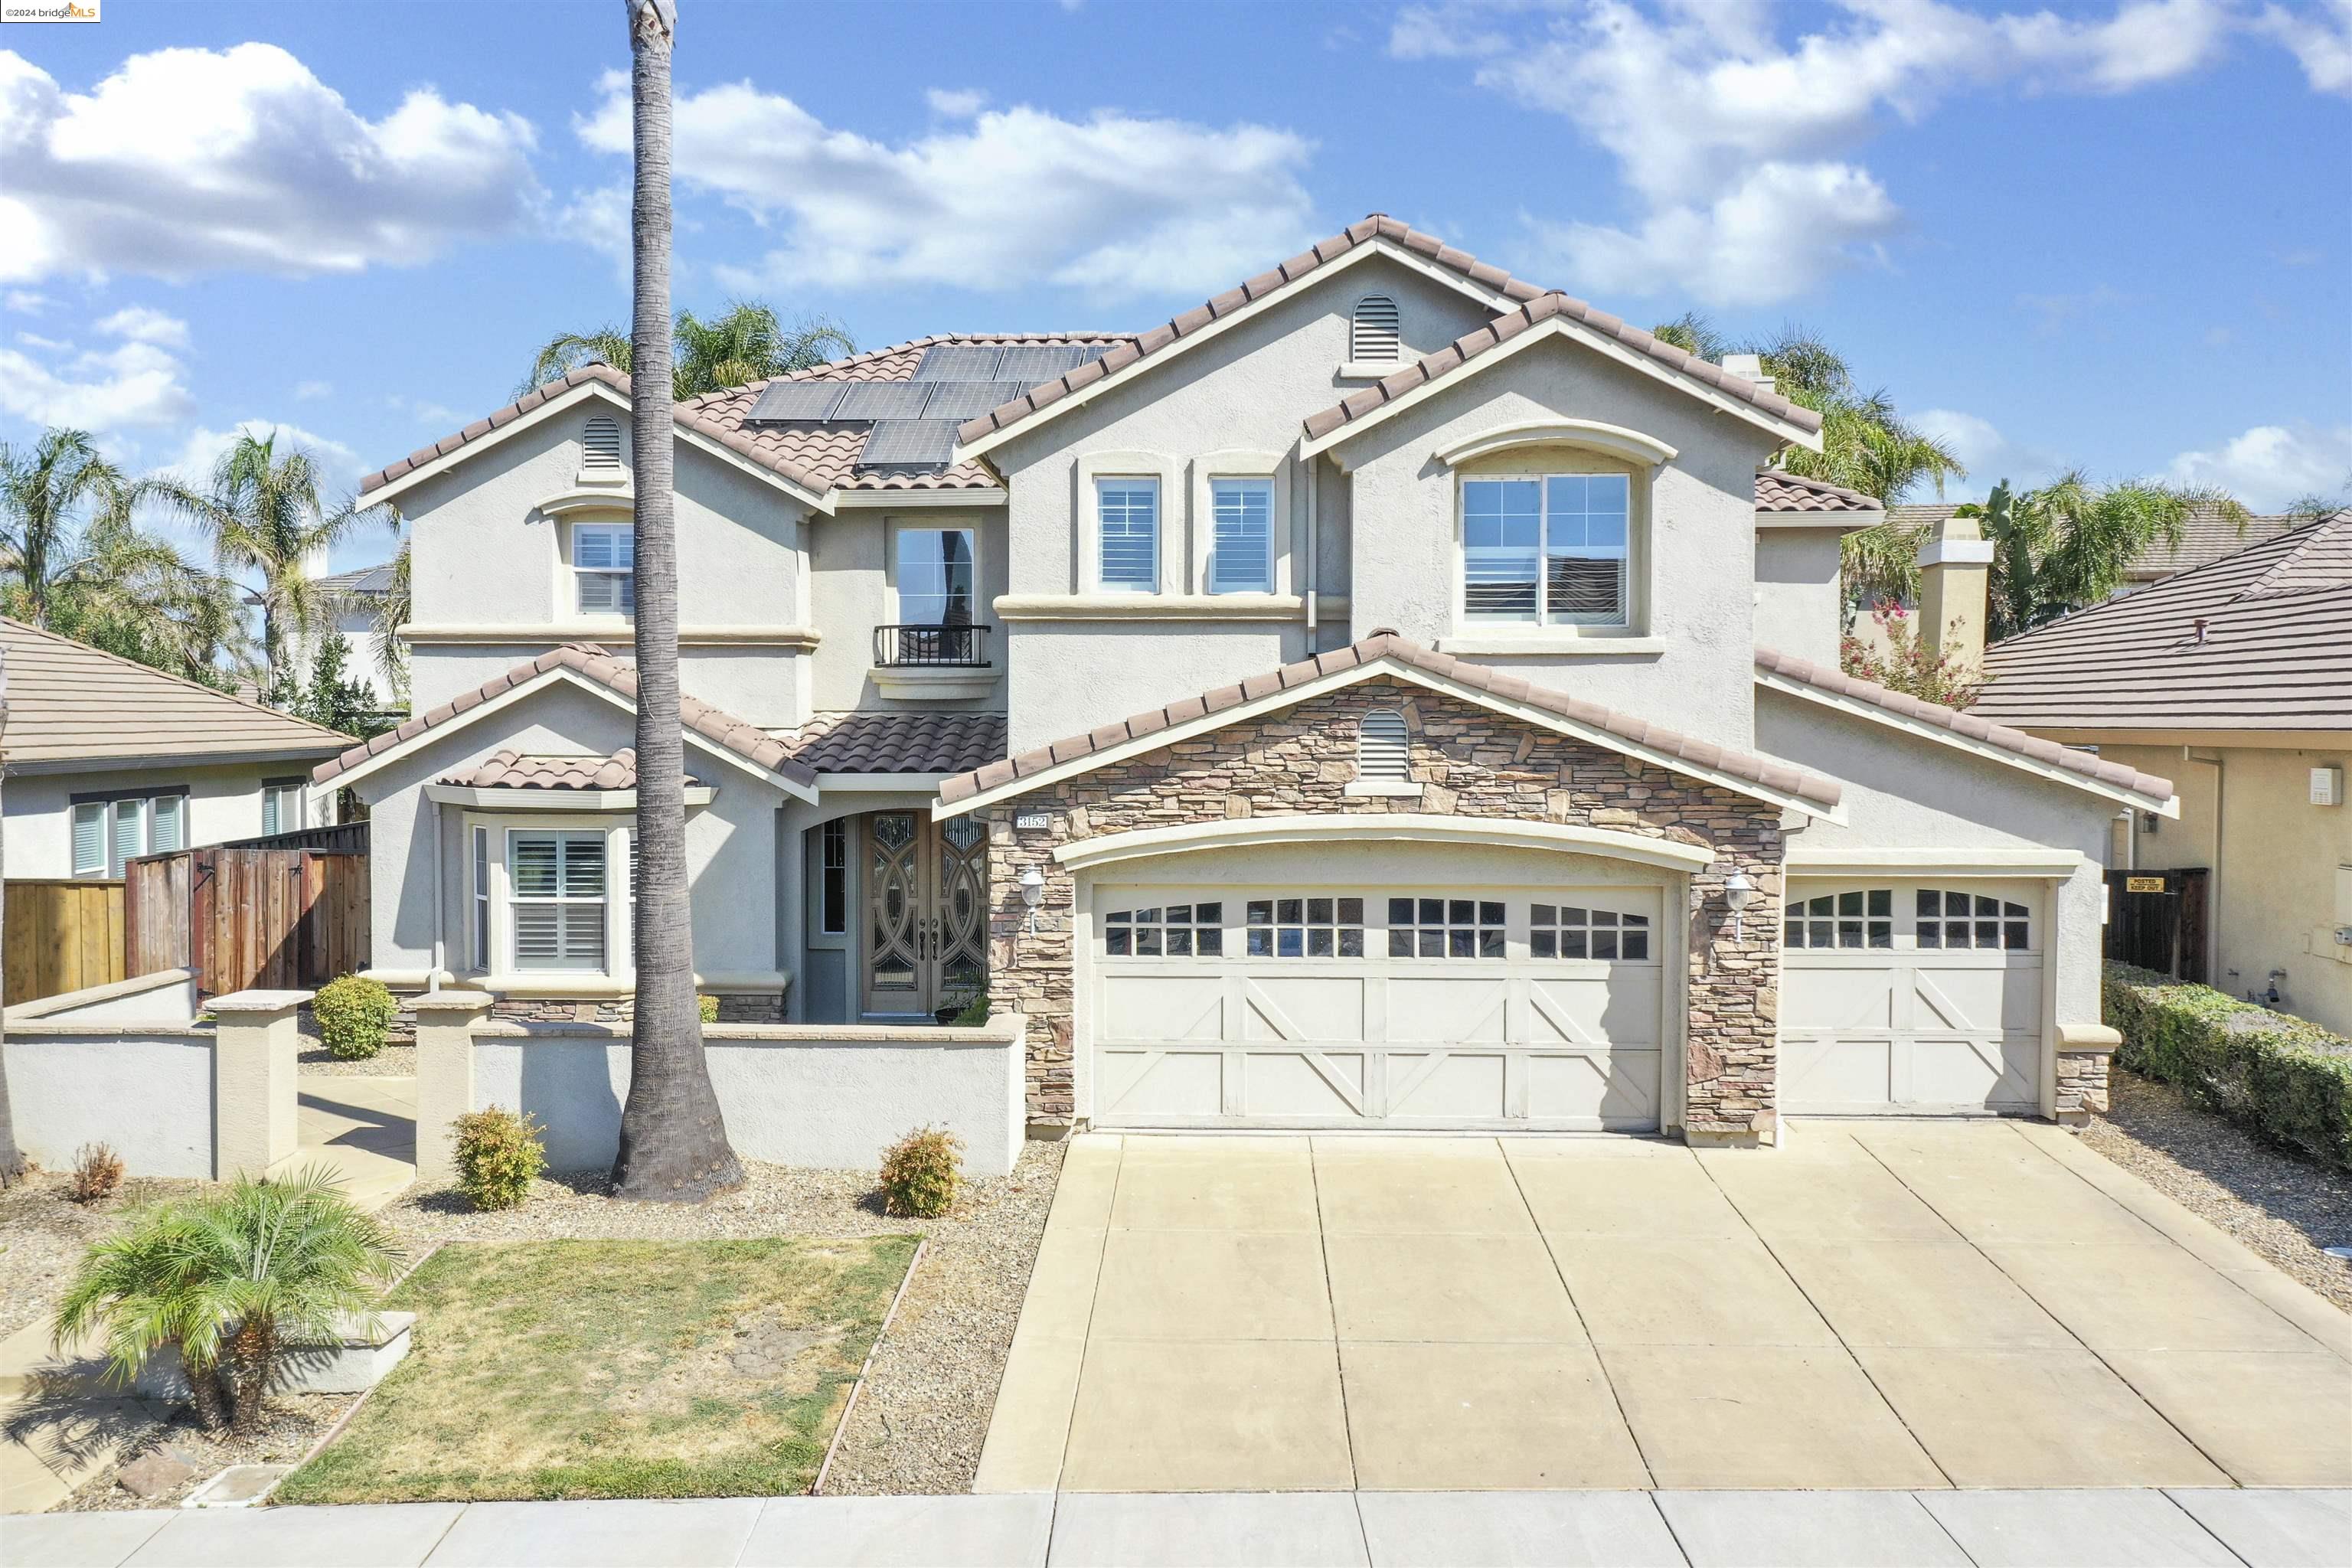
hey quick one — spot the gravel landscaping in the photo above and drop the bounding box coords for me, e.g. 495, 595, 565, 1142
2085, 1066, 2352, 1312
297, 1042, 416, 1077
0, 1172, 208, 1341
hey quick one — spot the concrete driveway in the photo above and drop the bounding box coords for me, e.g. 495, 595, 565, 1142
975, 1120, 2352, 1494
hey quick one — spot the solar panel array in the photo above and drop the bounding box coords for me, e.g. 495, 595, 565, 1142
741, 341, 1119, 469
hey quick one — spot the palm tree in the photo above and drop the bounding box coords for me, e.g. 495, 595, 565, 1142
369, 540, 412, 701
1, 430, 136, 626
611, 0, 743, 1204
0, 737, 20, 1189
523, 300, 854, 399
1971, 474, 2248, 640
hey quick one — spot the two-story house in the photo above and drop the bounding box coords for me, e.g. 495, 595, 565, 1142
315, 215, 2174, 1145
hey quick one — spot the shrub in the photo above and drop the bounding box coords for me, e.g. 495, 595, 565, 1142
879, 1125, 962, 1218
314, 975, 398, 1060
949, 992, 991, 1027
67, 1142, 125, 1204
452, 1106, 547, 1211
2103, 962, 2352, 1174
697, 994, 720, 1024
1840, 599, 1982, 708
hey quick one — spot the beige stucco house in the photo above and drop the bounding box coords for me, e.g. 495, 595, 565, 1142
320, 214, 2177, 1145
1978, 514, 2352, 1034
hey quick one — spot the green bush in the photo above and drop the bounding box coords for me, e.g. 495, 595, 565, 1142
697, 994, 720, 1024
879, 1125, 962, 1218
314, 975, 398, 1060
452, 1106, 547, 1210
949, 992, 991, 1027
2102, 962, 2352, 1174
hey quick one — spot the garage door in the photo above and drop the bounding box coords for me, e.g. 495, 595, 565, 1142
1780, 880, 2043, 1116
1089, 876, 1665, 1131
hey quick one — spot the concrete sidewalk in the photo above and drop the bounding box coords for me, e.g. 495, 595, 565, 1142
6, 1489, 2347, 1567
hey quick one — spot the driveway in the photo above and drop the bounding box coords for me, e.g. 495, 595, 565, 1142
975, 1120, 2352, 1494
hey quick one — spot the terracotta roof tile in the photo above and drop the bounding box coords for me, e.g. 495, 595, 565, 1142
1754, 471, 1884, 514
776, 710, 1006, 775
438, 748, 710, 791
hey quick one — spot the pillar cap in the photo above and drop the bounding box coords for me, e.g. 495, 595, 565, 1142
409, 989, 498, 1012
208, 989, 312, 1014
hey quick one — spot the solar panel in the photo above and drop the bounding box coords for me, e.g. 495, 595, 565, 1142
856, 420, 961, 468
743, 381, 848, 423
911, 345, 1005, 381
918, 381, 1031, 420
829, 382, 935, 420
995, 344, 1109, 385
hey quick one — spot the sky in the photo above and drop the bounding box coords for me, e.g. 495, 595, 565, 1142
2, 0, 2348, 576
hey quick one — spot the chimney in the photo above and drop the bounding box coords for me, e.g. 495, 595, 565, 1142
1720, 352, 1775, 396
1916, 513, 1994, 675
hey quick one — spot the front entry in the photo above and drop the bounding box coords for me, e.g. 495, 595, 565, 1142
861, 810, 988, 1018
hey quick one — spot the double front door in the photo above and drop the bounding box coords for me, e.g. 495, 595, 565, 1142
861, 811, 989, 1017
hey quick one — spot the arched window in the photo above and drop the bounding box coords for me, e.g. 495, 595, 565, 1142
581, 416, 623, 474
1357, 709, 1410, 782
1350, 295, 1400, 363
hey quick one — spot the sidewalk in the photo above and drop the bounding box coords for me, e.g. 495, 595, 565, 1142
6, 1488, 2347, 1566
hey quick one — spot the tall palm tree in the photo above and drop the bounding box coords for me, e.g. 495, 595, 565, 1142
523, 300, 854, 399
1, 430, 134, 626
611, 0, 742, 1204
369, 540, 412, 701
0, 679, 20, 1187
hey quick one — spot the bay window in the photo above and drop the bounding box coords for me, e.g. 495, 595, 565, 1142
1462, 472, 1632, 627
508, 830, 609, 970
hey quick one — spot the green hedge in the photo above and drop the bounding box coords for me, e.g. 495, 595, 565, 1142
2102, 962, 2352, 1174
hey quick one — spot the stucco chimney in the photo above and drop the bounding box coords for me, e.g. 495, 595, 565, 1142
1720, 352, 1775, 396
1916, 513, 1994, 674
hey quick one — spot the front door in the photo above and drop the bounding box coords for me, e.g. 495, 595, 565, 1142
861, 811, 988, 1017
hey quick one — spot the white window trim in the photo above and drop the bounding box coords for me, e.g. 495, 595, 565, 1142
566, 516, 635, 622
70, 789, 188, 877
466, 812, 635, 984
887, 517, 985, 627
1455, 462, 1648, 640
1187, 451, 1290, 596
1073, 451, 1179, 594
260, 777, 305, 838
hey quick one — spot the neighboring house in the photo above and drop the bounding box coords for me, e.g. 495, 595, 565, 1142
0, 617, 351, 878
1978, 514, 2352, 1034
303, 560, 404, 708
320, 214, 2174, 1143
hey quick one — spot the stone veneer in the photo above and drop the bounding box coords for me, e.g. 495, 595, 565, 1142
2053, 1042, 2115, 1128
979, 678, 1786, 1142
396, 991, 789, 1028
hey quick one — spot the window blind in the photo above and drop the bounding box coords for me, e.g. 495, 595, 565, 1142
1209, 478, 1273, 593
1096, 478, 1158, 591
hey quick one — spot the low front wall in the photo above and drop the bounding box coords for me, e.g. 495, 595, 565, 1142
466, 1015, 1029, 1177
3, 968, 198, 1028
2, 1027, 217, 1178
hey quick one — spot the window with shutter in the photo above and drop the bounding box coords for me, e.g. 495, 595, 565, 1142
582, 416, 624, 474
1351, 295, 1401, 362
1207, 478, 1273, 593
1095, 477, 1158, 592
71, 802, 106, 876
1462, 472, 1632, 628
575, 523, 635, 614
508, 831, 608, 970
1357, 710, 1411, 782
149, 794, 185, 853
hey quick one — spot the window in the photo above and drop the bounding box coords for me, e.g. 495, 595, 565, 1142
472, 827, 491, 971
575, 523, 635, 614
819, 819, 848, 936
1351, 295, 1401, 363
1248, 896, 1364, 957
260, 778, 303, 837
1388, 897, 1505, 959
626, 830, 639, 963
1207, 478, 1273, 593
1462, 473, 1632, 626
1532, 903, 1650, 961
1095, 477, 1159, 592
508, 831, 608, 970
1357, 710, 1410, 782
1785, 890, 1892, 949
1106, 903, 1224, 956
582, 416, 623, 474
1918, 890, 2031, 951
897, 528, 975, 626
70, 790, 185, 877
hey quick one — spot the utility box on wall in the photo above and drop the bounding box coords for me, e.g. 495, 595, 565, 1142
2314, 766, 2345, 807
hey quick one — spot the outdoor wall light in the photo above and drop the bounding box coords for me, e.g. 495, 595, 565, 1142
1018, 867, 1046, 933
1723, 871, 1756, 939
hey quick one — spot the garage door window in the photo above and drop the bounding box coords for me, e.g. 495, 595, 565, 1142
1106, 903, 1224, 956
1246, 897, 1364, 957
1388, 897, 1504, 958
1917, 890, 2031, 951
1531, 903, 1649, 960
1786, 890, 1893, 949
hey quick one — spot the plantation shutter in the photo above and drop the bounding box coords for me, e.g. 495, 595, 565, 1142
110, 799, 146, 876
70, 802, 106, 876
149, 794, 185, 853
1095, 479, 1158, 591
508, 831, 608, 971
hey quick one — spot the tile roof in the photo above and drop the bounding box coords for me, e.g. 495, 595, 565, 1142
1886, 504, 2306, 583
0, 616, 353, 769
436, 748, 708, 791
1756, 645, 2174, 799
779, 710, 1008, 774
1975, 513, 2352, 733
312, 642, 815, 788
1755, 471, 1883, 514
937, 632, 1841, 813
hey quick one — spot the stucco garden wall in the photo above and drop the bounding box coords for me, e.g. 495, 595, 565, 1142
976, 677, 1785, 1141
2, 1027, 217, 1178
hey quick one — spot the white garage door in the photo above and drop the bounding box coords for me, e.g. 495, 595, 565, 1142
1780, 880, 2043, 1116
1090, 876, 1665, 1131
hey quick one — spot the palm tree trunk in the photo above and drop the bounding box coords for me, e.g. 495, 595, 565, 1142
227, 1320, 271, 1433
185, 1348, 229, 1432
610, 0, 742, 1203
0, 756, 25, 1187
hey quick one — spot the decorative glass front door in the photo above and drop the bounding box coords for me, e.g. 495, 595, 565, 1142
861, 811, 989, 1017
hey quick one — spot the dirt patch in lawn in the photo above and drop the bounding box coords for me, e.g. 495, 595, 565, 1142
276, 1235, 917, 1504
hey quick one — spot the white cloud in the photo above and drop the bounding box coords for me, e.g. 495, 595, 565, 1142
2257, 0, 2352, 94
0, 334, 193, 432
96, 305, 189, 348
574, 73, 1318, 299
1388, 5, 1511, 60
2165, 423, 2352, 511
925, 87, 988, 118
5, 290, 53, 314
1914, 407, 2067, 492
0, 44, 541, 284
294, 379, 333, 401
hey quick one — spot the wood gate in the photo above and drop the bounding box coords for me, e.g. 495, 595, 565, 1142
2103, 867, 2209, 984
125, 847, 370, 996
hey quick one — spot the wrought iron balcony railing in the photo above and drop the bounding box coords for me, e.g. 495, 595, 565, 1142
873, 622, 992, 668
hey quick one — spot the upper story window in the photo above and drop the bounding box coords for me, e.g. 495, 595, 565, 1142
575, 522, 635, 615
1462, 472, 1632, 627
1207, 478, 1273, 593
581, 416, 624, 476
70, 789, 185, 877
897, 528, 976, 626
1351, 295, 1401, 363
1095, 476, 1159, 593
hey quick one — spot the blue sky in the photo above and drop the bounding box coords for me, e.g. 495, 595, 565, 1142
4, 0, 2347, 574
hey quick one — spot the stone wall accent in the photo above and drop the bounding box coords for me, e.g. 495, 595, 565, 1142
2054, 1045, 2115, 1127
400, 991, 790, 1028
980, 678, 1785, 1138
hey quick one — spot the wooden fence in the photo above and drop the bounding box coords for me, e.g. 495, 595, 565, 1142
2, 878, 128, 1006
126, 846, 370, 996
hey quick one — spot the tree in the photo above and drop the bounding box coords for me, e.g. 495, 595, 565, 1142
289, 631, 386, 738
610, 0, 743, 1204
524, 300, 854, 399
0, 681, 21, 1187
0, 429, 132, 627
369, 541, 412, 701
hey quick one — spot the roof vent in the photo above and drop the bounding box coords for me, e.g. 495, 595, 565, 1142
581, 416, 624, 475
1357, 709, 1412, 782
2191, 616, 2209, 644
1720, 353, 1775, 395
1351, 295, 1401, 363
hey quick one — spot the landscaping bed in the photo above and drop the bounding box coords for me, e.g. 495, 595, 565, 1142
0, 1172, 207, 1341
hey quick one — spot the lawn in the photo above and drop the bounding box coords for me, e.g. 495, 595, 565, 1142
276, 1235, 918, 1504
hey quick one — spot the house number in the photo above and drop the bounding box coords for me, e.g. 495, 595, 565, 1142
1014, 812, 1052, 831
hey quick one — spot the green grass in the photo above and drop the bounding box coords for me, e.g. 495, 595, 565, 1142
276, 1235, 918, 1504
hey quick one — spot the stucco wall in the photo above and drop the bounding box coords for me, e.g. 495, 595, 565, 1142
2, 1030, 216, 1177
5, 969, 198, 1026
2105, 740, 2352, 1034
2, 760, 330, 878
1755, 528, 1848, 668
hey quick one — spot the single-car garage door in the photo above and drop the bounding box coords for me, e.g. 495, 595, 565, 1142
1780, 879, 2044, 1116
1089, 870, 1666, 1131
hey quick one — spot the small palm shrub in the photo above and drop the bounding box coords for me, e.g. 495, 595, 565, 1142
314, 975, 398, 1060
879, 1125, 962, 1218
67, 1142, 125, 1204
452, 1106, 546, 1210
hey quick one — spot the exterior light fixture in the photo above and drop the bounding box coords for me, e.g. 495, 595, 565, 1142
1723, 871, 1756, 939
1018, 866, 1046, 933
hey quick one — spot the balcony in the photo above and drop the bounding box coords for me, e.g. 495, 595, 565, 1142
871, 622, 997, 702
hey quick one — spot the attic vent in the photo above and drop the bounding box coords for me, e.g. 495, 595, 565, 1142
1351, 295, 1401, 363
1357, 709, 1411, 782
582, 416, 623, 473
